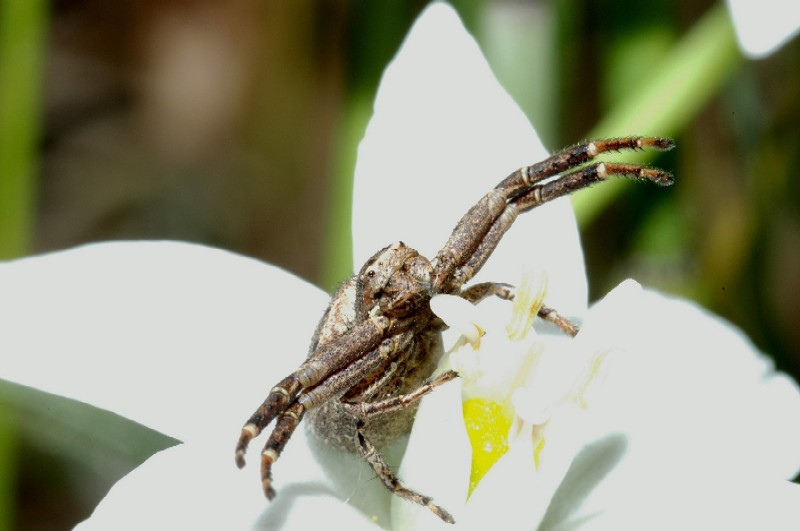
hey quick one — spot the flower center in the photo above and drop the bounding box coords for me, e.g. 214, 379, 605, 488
462, 397, 513, 494
432, 270, 616, 495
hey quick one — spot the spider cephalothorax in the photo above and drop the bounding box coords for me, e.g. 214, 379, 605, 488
356, 242, 434, 320
235, 137, 674, 523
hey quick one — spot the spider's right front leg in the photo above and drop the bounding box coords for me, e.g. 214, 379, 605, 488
460, 282, 579, 337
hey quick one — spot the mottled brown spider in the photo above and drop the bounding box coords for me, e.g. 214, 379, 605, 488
235, 136, 674, 523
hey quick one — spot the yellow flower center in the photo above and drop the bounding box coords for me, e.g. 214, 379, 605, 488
462, 397, 513, 495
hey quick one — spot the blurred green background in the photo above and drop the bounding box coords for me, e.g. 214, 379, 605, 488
1, 0, 798, 528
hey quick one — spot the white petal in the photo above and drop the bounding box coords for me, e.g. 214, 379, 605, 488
596, 289, 800, 479
726, 0, 800, 58
352, 2, 587, 316
73, 441, 382, 531
495, 283, 646, 529
550, 289, 800, 526
513, 280, 643, 426
0, 241, 328, 444
466, 409, 592, 531
1, 241, 397, 528
561, 477, 800, 531
392, 376, 471, 529
460, 433, 544, 531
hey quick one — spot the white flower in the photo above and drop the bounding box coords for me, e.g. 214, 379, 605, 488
726, 0, 800, 58
2, 3, 799, 530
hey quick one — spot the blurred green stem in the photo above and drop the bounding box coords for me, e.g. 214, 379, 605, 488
0, 409, 14, 531
321, 92, 368, 292
0, 1, 47, 529
0, 0, 45, 258
572, 2, 741, 226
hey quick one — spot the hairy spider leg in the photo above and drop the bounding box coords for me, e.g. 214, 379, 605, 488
341, 370, 459, 522
236, 375, 302, 468
256, 334, 407, 499
356, 420, 455, 524
431, 136, 674, 293
515, 162, 673, 211
236, 317, 390, 467
260, 402, 305, 499
460, 282, 579, 337
341, 369, 458, 419
537, 305, 580, 337
448, 161, 672, 291
458, 281, 514, 303
495, 136, 673, 198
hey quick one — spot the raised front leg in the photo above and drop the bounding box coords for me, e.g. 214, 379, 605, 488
431, 137, 674, 293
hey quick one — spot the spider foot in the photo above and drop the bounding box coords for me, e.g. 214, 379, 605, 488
425, 499, 455, 524
261, 449, 278, 499
538, 305, 579, 337
235, 423, 259, 468
262, 480, 276, 500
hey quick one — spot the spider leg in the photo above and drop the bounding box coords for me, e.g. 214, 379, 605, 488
459, 282, 514, 303
515, 161, 673, 211
460, 282, 579, 337
494, 136, 673, 198
355, 421, 455, 524
431, 137, 673, 293
462, 161, 672, 287
297, 334, 408, 411
439, 160, 672, 292
341, 370, 459, 420
537, 305, 580, 337
236, 317, 392, 467
260, 402, 305, 499
245, 333, 410, 497
236, 375, 302, 468
295, 316, 392, 393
